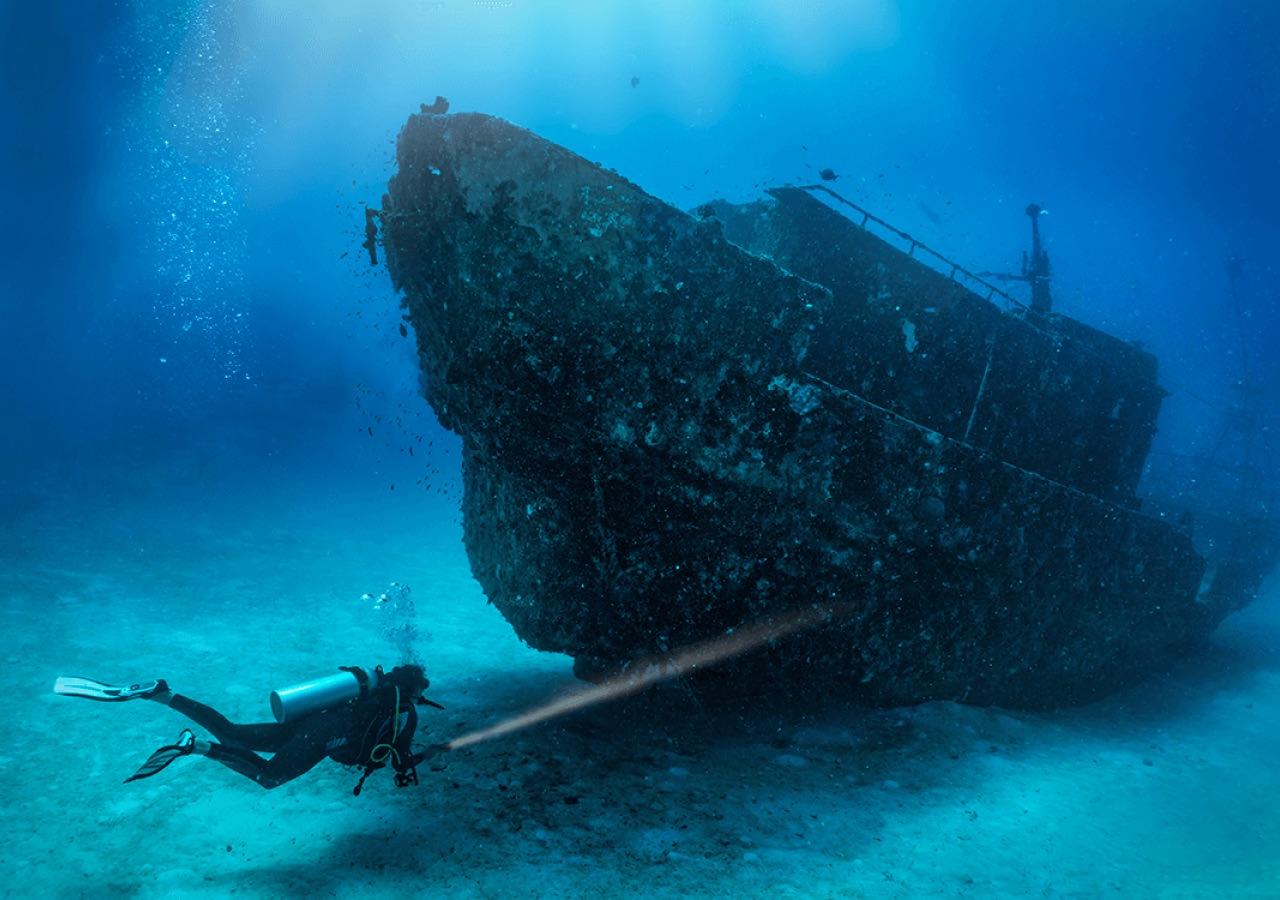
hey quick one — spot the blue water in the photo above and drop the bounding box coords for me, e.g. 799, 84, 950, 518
3, 2, 1278, 896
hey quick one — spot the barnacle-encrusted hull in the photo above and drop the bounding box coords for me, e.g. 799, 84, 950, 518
382, 111, 1252, 708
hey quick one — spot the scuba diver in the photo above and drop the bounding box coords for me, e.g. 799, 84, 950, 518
54, 664, 443, 794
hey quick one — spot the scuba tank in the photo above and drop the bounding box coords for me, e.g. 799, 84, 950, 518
269, 666, 380, 723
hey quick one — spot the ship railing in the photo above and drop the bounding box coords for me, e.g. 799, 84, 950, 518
795, 183, 1280, 436
797, 183, 1030, 314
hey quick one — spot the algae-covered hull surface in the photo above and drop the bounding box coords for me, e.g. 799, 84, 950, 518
382, 111, 1231, 709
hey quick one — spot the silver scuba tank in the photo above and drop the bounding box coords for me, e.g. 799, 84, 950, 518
269, 666, 379, 723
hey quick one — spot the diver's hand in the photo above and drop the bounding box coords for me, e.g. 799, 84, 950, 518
394, 743, 449, 773
391, 743, 450, 788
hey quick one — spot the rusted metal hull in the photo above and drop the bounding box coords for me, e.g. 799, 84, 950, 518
382, 111, 1237, 708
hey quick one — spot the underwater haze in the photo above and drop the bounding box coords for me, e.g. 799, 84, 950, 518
3, 1, 1278, 897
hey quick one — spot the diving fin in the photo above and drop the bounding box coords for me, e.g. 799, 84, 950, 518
125, 729, 196, 783
54, 675, 167, 702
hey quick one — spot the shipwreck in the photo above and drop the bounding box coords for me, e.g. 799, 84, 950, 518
378, 110, 1278, 709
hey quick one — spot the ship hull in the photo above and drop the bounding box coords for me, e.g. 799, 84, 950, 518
383, 112, 1222, 708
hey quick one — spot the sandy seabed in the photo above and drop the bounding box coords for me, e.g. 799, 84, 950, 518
2, 459, 1277, 899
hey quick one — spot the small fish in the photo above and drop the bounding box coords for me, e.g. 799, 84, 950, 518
917, 201, 942, 225
819, 168, 839, 182
367, 426, 373, 437
399, 323, 409, 337
630, 76, 640, 88
363, 208, 380, 266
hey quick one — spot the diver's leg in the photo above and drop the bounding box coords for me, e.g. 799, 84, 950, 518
161, 693, 295, 753
197, 742, 274, 785
196, 734, 330, 790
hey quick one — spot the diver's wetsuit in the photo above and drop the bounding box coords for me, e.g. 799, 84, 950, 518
168, 690, 417, 789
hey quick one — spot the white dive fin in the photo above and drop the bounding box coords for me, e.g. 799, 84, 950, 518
53, 675, 162, 702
